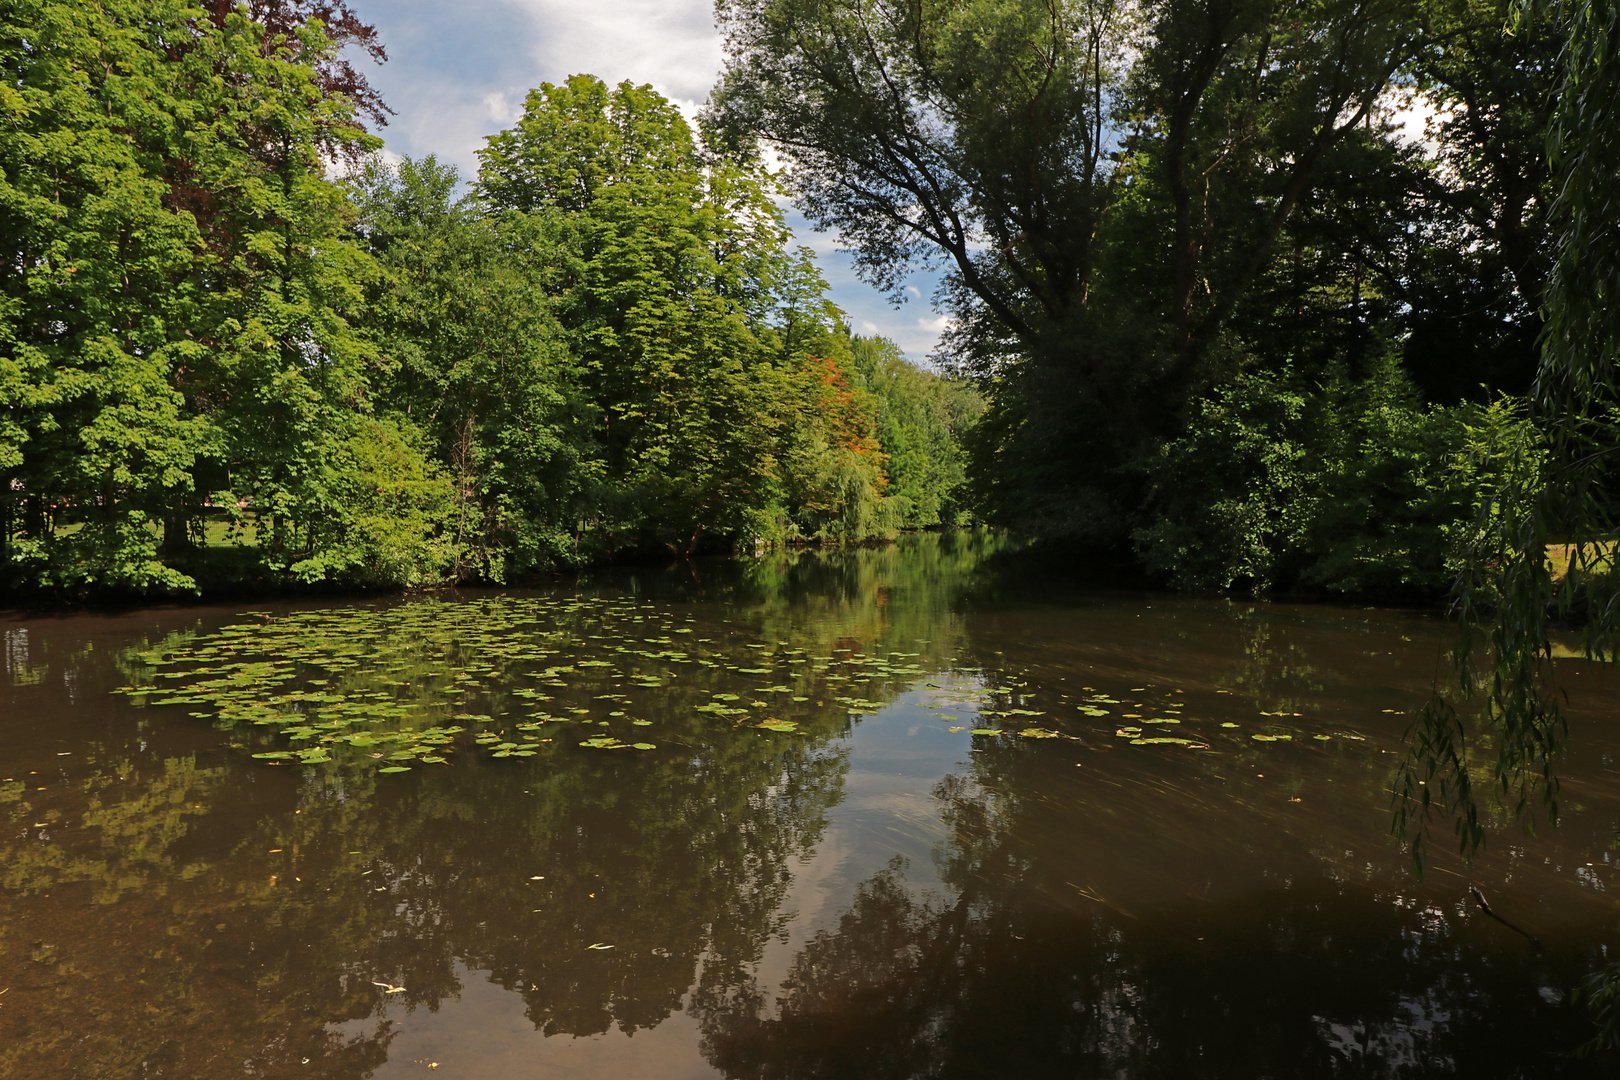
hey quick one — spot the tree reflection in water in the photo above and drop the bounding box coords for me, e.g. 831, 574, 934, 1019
1, 735, 852, 1077
694, 769, 1608, 1080
4, 532, 1618, 1078
1, 534, 999, 1078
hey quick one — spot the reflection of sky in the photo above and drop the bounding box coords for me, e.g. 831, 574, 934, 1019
346, 0, 947, 361
331, 972, 724, 1079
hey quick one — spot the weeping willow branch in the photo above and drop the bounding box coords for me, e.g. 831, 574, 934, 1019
1392, 0, 1620, 875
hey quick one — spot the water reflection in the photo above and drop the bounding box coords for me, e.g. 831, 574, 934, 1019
695, 756, 1611, 1079
695, 858, 1599, 1078
2, 533, 1618, 1078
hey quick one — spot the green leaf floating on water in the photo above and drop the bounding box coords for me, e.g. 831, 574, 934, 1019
121, 593, 966, 776
1018, 727, 1060, 738
970, 728, 1001, 736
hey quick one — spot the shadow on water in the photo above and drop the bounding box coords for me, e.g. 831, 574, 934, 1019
2, 531, 1617, 1078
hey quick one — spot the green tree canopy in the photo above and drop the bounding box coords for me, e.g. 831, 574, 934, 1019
711, 0, 1425, 543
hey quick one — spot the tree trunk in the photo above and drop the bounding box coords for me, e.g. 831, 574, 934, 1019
162, 512, 194, 557
24, 494, 44, 538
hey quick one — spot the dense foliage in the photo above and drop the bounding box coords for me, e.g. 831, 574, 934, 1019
2, 0, 1593, 606
0, 5, 976, 596
710, 0, 1566, 598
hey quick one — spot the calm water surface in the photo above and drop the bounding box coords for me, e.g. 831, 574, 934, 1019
4, 533, 1619, 1078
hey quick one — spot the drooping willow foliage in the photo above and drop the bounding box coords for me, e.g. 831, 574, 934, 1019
1392, 0, 1620, 1051
1394, 0, 1620, 867
1394, 1, 1620, 852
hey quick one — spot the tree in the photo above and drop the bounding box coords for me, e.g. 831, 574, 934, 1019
475, 75, 902, 555
0, 0, 443, 594
845, 336, 980, 528
198, 0, 391, 159
711, 0, 1423, 543
351, 155, 588, 577
1395, 0, 1620, 868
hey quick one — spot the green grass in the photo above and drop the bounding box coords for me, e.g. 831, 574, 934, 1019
1547, 541, 1616, 584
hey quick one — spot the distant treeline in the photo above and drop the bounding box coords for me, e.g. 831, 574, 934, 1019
0, 2, 978, 596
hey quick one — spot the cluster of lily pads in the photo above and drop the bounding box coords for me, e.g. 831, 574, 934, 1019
908, 678, 1064, 740
920, 680, 1356, 751
1093, 689, 1354, 749
110, 596, 962, 774
109, 594, 1368, 775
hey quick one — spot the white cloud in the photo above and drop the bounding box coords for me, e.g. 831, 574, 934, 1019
482, 91, 522, 125
794, 230, 847, 258
510, 0, 723, 104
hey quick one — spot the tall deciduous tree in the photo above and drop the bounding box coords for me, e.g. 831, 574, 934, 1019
0, 0, 429, 592
711, 0, 1422, 543
352, 155, 587, 578
476, 75, 901, 554
1395, 0, 1620, 873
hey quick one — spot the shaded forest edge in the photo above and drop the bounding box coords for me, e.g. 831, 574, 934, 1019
2, 0, 1604, 610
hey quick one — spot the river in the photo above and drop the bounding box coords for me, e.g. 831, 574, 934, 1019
3, 531, 1617, 1078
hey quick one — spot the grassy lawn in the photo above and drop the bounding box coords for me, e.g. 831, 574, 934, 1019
26, 511, 258, 547
1547, 541, 1616, 584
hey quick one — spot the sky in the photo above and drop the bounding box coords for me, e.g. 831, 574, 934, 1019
345, 0, 948, 360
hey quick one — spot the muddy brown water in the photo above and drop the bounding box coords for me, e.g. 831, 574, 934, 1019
3, 532, 1618, 1078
